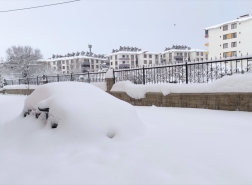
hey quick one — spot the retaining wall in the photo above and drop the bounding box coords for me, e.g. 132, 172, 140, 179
110, 91, 252, 112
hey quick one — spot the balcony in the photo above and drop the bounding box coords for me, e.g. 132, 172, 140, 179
119, 64, 130, 69
174, 56, 183, 60
119, 58, 130, 60
205, 43, 209, 46
205, 52, 209, 55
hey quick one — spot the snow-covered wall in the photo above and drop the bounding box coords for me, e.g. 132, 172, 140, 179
111, 73, 252, 99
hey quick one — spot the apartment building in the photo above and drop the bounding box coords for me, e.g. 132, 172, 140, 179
204, 14, 252, 59
38, 52, 108, 74
107, 46, 161, 69
161, 45, 206, 64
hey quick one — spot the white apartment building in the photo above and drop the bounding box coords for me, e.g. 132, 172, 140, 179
161, 45, 206, 64
38, 52, 108, 74
204, 14, 252, 59
107, 46, 161, 69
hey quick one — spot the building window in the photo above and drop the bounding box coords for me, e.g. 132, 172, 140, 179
231, 23, 237, 29
131, 55, 134, 60
144, 54, 147, 58
223, 52, 228, 58
149, 60, 152, 64
196, 58, 199, 61
223, 43, 228, 49
71, 60, 74, 63
144, 60, 147, 64
66, 60, 69, 65
53, 61, 56, 65
62, 61, 65, 64
62, 66, 65, 69
196, 52, 199, 56
155, 55, 158, 59
232, 51, 237, 57
91, 60, 94, 64
232, 32, 237, 38
163, 54, 166, 57
223, 34, 228, 40
184, 53, 187, 57
169, 53, 172, 57
223, 25, 228, 31
96, 60, 98, 63
122, 55, 125, 58
111, 62, 113, 65
67, 66, 69, 70
122, 61, 125, 64
149, 55, 152, 58
96, 65, 98, 68
115, 55, 117, 60
53, 67, 56, 70
201, 52, 203, 56
115, 61, 118, 65
231, 42, 237, 48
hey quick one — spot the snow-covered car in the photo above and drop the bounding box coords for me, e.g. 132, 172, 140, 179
22, 82, 145, 140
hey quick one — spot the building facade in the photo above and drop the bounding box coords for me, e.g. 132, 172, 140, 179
204, 14, 252, 59
161, 45, 206, 64
107, 46, 161, 69
38, 52, 108, 74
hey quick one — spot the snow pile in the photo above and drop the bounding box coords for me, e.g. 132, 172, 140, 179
105, 68, 114, 78
1, 96, 252, 184
111, 73, 252, 99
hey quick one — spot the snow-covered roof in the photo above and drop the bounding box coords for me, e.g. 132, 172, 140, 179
106, 50, 146, 56
204, 16, 252, 30
162, 49, 205, 54
38, 55, 108, 62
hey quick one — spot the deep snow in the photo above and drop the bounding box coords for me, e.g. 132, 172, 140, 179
111, 73, 252, 99
0, 86, 252, 184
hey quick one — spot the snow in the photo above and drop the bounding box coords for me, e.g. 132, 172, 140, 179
38, 55, 107, 62
3, 85, 38, 90
204, 16, 252, 30
3, 83, 107, 91
111, 73, 252, 99
0, 92, 252, 184
105, 68, 114, 78
90, 82, 107, 91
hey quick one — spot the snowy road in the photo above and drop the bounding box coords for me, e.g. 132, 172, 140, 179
0, 94, 252, 184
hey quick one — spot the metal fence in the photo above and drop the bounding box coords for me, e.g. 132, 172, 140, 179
4, 71, 106, 86
114, 56, 252, 84
3, 56, 252, 86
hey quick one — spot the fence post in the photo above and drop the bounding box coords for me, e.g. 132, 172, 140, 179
19, 78, 20, 85
88, 72, 90, 83
113, 69, 115, 84
57, 74, 59, 82
71, 73, 73, 81
37, 76, 38, 85
12, 80, 13, 85
143, 66, 145, 85
46, 75, 48, 83
185, 62, 188, 84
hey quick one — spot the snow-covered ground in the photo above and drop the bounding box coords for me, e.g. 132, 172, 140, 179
0, 84, 252, 184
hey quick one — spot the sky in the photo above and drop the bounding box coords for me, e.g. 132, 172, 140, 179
0, 0, 251, 60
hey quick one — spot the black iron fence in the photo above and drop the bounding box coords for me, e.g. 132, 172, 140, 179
3, 56, 252, 86
114, 56, 252, 84
4, 72, 106, 86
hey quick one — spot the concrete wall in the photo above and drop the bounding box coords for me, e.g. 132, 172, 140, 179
111, 91, 252, 112
4, 89, 35, 95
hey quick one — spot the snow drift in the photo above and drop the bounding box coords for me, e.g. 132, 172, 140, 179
111, 73, 252, 99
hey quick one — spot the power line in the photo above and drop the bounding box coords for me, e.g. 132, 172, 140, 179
0, 0, 81, 13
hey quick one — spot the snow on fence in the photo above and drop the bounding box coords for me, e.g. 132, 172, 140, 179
113, 56, 252, 85
3, 56, 252, 86
4, 72, 106, 86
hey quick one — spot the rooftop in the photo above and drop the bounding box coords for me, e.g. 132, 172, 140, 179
204, 15, 252, 30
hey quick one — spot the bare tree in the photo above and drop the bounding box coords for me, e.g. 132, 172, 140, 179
5, 46, 43, 78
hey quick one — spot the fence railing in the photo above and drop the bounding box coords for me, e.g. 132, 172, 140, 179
3, 56, 252, 86
114, 56, 252, 84
4, 72, 106, 86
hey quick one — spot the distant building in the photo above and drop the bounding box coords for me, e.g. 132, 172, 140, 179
161, 45, 206, 64
204, 14, 252, 59
107, 46, 161, 69
38, 52, 108, 74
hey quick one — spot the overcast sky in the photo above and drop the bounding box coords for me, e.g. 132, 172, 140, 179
0, 0, 251, 59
